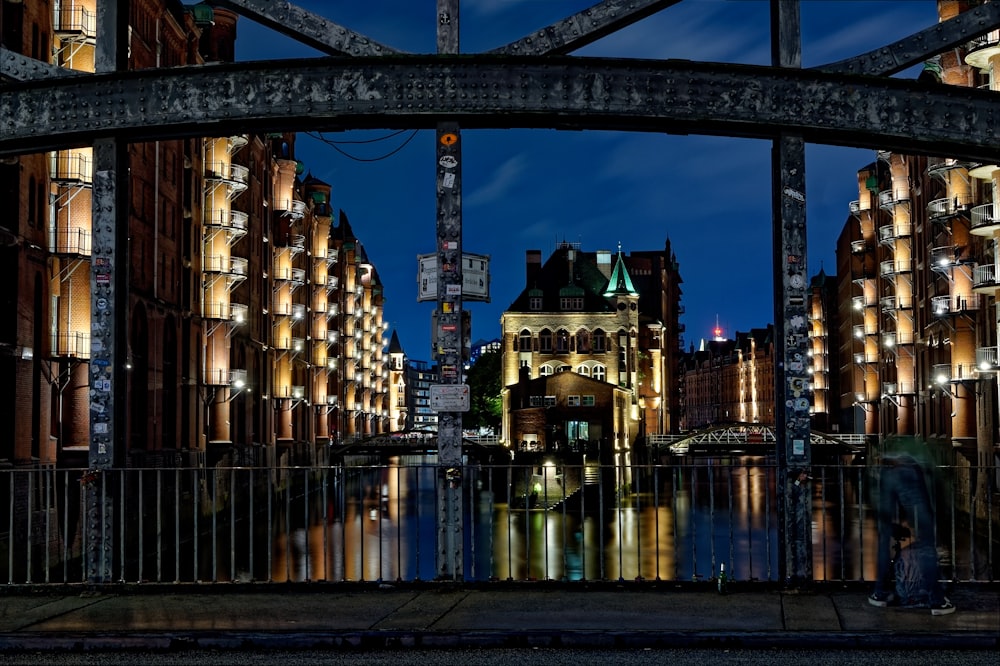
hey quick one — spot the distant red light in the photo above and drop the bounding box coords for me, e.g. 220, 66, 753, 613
713, 327, 722, 337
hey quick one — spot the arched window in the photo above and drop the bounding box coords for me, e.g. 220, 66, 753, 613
539, 329, 553, 353
519, 329, 532, 352
539, 364, 554, 376
593, 365, 607, 382
576, 329, 591, 353
577, 365, 591, 377
593, 329, 606, 353
556, 328, 570, 353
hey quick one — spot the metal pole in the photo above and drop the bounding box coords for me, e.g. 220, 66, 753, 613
771, 0, 812, 585
435, 0, 464, 581
85, 0, 128, 586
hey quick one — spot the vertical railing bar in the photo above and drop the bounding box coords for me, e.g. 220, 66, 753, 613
763, 464, 771, 582
635, 461, 642, 581
304, 468, 311, 582
211, 468, 219, 583
249, 468, 256, 582
357, 467, 365, 582
948, 463, 957, 583
229, 468, 236, 583
616, 463, 623, 582
285, 467, 292, 582
321, 465, 329, 582
692, 464, 700, 580
488, 464, 497, 583
375, 466, 382, 583
523, 466, 530, 581
709, 462, 717, 582
858, 465, 866, 582
8, 471, 15, 583
988, 464, 995, 581
506, 464, 513, 581
964, 467, 973, 582
652, 463, 659, 581
744, 465, 754, 582
727, 465, 734, 583
266, 466, 273, 583
412, 465, 419, 582
837, 465, 845, 581
543, 463, 549, 581
62, 471, 70, 583
26, 471, 33, 584
468, 463, 476, 582
672, 466, 680, 581
174, 468, 180, 583
598, 463, 605, 580
44, 468, 51, 584
561, 463, 568, 581
395, 464, 401, 582
818, 465, 826, 582
118, 470, 125, 583
156, 468, 164, 583
192, 470, 199, 582
579, 462, 586, 581
136, 471, 143, 584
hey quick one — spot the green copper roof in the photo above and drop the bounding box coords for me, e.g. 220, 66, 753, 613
603, 251, 638, 297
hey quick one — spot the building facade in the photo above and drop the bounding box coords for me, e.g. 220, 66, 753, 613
0, 1, 391, 475
499, 241, 683, 465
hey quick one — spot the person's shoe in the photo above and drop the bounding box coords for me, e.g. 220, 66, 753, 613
931, 600, 956, 616
868, 592, 895, 607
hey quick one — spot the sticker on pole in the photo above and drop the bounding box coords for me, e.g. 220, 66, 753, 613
430, 384, 470, 412
440, 133, 458, 146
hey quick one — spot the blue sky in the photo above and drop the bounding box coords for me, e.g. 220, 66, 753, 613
233, 0, 937, 360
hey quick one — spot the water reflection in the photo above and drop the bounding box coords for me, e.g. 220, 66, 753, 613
181, 456, 986, 585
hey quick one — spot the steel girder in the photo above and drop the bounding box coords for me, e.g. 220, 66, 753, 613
2, 55, 998, 161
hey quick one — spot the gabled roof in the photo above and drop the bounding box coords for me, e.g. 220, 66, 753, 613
602, 250, 638, 298
506, 245, 616, 313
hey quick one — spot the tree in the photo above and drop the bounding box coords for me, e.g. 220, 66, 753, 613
465, 349, 502, 434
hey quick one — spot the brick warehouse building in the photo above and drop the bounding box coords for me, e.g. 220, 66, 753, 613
500, 241, 683, 471
0, 1, 392, 474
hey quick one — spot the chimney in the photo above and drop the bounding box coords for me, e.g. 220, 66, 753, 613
526, 250, 542, 285
596, 250, 612, 279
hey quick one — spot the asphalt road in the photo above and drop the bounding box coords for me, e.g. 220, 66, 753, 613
3, 648, 999, 665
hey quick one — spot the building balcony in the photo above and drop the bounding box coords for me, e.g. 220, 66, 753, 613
273, 384, 306, 401
51, 330, 90, 360
850, 239, 870, 255
322, 274, 339, 291
931, 293, 980, 317
54, 4, 96, 40
286, 234, 306, 255
228, 135, 249, 152
50, 151, 92, 184
880, 295, 912, 312
970, 203, 999, 237
275, 198, 307, 220
930, 245, 971, 272
205, 162, 249, 196
976, 346, 1000, 373
203, 367, 246, 388
203, 300, 249, 323
972, 264, 1000, 293
927, 194, 973, 222
878, 222, 911, 244
849, 200, 863, 217
933, 362, 977, 385
205, 209, 249, 243
852, 324, 876, 339
853, 351, 878, 364
878, 189, 909, 209
50, 226, 91, 256
883, 381, 916, 397
965, 29, 1000, 71
204, 254, 248, 276
926, 158, 972, 180
273, 266, 306, 287
880, 259, 911, 277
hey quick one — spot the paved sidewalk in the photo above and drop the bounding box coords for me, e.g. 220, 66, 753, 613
0, 583, 997, 652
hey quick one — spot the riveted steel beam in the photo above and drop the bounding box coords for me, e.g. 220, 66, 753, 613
3, 56, 998, 161
488, 0, 681, 56
208, 0, 401, 56
0, 48, 80, 81
819, 1, 1000, 76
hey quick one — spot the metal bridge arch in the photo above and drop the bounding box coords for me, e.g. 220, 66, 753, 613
4, 0, 1000, 584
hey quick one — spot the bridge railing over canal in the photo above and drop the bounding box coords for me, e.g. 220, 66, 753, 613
1, 458, 995, 586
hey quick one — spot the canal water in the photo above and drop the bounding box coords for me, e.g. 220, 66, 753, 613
249, 456, 897, 584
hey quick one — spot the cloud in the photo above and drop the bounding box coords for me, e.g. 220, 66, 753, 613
465, 154, 528, 207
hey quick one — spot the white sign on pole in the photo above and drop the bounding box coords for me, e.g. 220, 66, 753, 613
429, 384, 471, 412
417, 252, 491, 302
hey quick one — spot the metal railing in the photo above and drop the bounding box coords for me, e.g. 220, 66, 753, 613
2, 459, 994, 587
